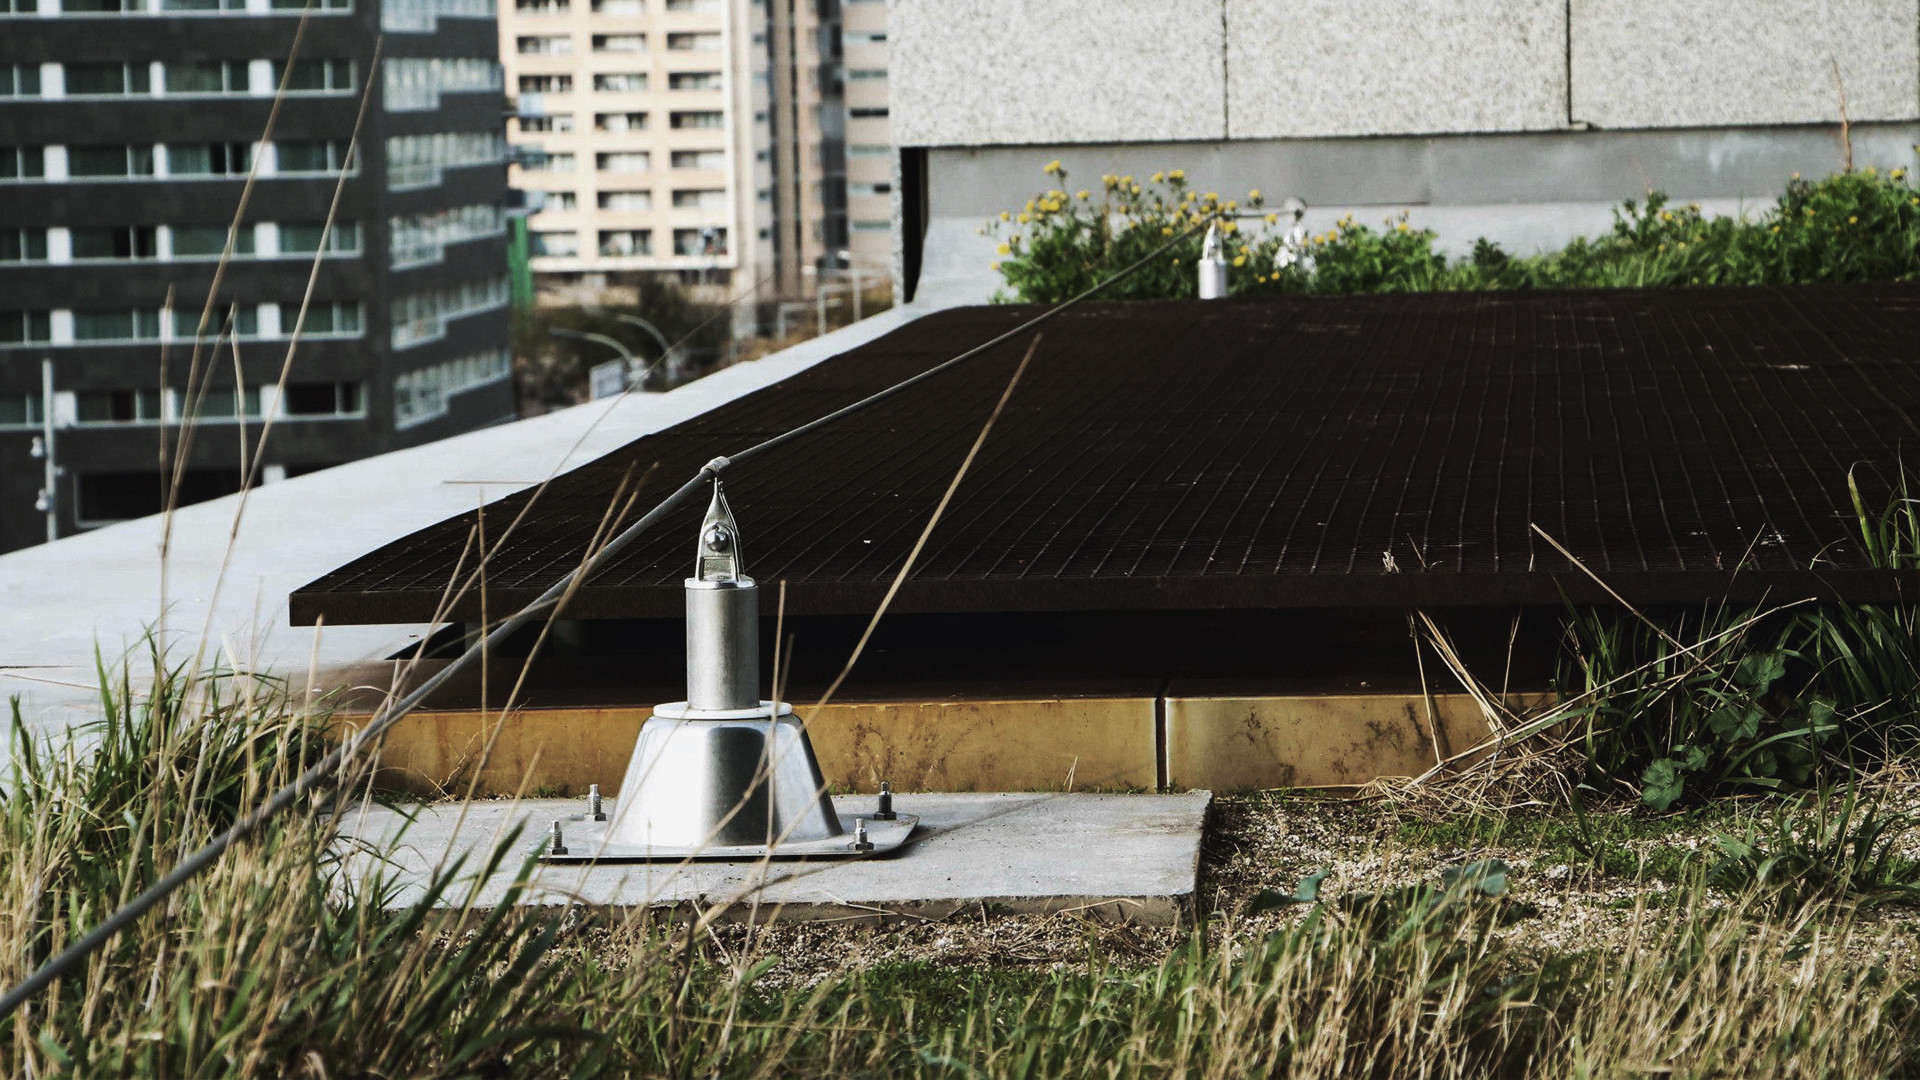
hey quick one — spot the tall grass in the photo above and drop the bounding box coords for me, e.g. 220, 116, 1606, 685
6, 652, 1918, 1077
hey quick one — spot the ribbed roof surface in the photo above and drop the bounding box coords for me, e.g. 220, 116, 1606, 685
293, 285, 1920, 625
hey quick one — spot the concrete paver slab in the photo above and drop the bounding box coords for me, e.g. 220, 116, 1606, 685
336, 791, 1211, 925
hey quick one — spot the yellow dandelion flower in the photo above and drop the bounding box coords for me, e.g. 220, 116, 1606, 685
1169, 169, 1185, 181
1676, 242, 1686, 249
996, 242, 1010, 255
1911, 197, 1919, 205
1688, 202, 1700, 211
1131, 184, 1142, 195
1849, 215, 1859, 224
1265, 212, 1279, 224
1771, 225, 1780, 233
1204, 191, 1219, 202
1222, 220, 1237, 233
1076, 189, 1090, 200
1044, 159, 1063, 174
990, 261, 1001, 270
1152, 171, 1165, 183
1232, 254, 1247, 267
1396, 222, 1410, 232
1120, 174, 1133, 186
1017, 213, 1029, 224
1162, 226, 1174, 236
1225, 200, 1237, 211
1792, 172, 1801, 180
1894, 168, 1907, 179
1025, 200, 1036, 213
1248, 188, 1262, 201
999, 211, 1010, 222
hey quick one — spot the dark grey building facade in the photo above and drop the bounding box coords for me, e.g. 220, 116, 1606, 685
0, 0, 516, 554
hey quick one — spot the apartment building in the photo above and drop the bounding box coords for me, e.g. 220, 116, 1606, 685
501, 0, 895, 314
837, 0, 888, 276
0, 0, 516, 554
502, 0, 776, 297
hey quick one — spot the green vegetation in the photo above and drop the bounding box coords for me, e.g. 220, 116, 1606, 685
6, 655, 1918, 1077
988, 160, 1920, 303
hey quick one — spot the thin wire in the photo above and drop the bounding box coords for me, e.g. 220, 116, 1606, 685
0, 216, 1211, 1024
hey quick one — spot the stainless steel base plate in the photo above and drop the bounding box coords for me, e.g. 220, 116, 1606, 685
540, 812, 918, 863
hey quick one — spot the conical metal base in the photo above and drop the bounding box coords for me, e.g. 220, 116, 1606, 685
540, 703, 917, 862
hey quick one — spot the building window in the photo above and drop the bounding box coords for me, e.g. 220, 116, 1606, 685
165, 60, 250, 95
544, 190, 578, 210
381, 0, 487, 24
390, 276, 509, 347
521, 151, 576, 173
849, 106, 888, 118
851, 219, 889, 232
384, 57, 502, 110
1, 64, 42, 97
518, 74, 572, 94
65, 62, 152, 96
670, 110, 722, 129
596, 151, 650, 173
389, 203, 502, 267
76, 470, 244, 527
847, 68, 886, 80
667, 71, 720, 91
69, 144, 157, 178
76, 389, 166, 424
196, 385, 263, 421
663, 0, 715, 9
384, 132, 506, 190
593, 72, 647, 92
72, 225, 160, 260
0, 393, 45, 427
0, 311, 52, 345
162, 0, 251, 11
269, 0, 353, 9
598, 230, 650, 256
73, 309, 162, 343
276, 139, 354, 173
671, 188, 724, 210
519, 115, 575, 133
530, 230, 578, 256
849, 181, 892, 196
597, 190, 651, 211
848, 30, 886, 43
274, 59, 355, 92
666, 31, 720, 51
0, 146, 44, 180
849, 143, 890, 156
282, 381, 364, 417
393, 349, 510, 428
284, 301, 362, 336
673, 227, 726, 256
59, 0, 132, 9
589, 0, 641, 12
279, 222, 361, 254
171, 304, 258, 339
513, 0, 567, 11
592, 33, 645, 53
516, 34, 572, 53
167, 142, 251, 176
0, 228, 48, 262
593, 111, 647, 132
670, 149, 723, 170
0, 0, 39, 12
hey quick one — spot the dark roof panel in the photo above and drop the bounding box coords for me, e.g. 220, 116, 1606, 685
292, 284, 1920, 625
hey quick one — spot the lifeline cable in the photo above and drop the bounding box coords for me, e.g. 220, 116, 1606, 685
0, 216, 1216, 1023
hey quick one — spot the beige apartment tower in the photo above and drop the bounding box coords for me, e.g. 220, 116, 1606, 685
501, 0, 891, 320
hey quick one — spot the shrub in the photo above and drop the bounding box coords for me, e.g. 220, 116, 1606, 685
988, 161, 1920, 302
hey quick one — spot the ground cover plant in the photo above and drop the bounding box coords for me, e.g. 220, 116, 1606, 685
986, 159, 1920, 303
5, 651, 1920, 1077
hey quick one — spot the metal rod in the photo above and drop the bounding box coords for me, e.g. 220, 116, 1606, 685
40, 357, 56, 544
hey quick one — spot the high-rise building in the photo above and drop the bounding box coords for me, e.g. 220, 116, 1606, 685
501, 0, 776, 299
836, 0, 888, 275
499, 0, 892, 317
0, 0, 515, 554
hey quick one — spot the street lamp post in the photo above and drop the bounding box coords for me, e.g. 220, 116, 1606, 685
31, 358, 57, 544
551, 327, 653, 396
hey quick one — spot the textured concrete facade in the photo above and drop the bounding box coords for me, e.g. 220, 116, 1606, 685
890, 0, 1227, 146
892, 0, 1920, 147
1226, 0, 1567, 138
1571, 0, 1920, 129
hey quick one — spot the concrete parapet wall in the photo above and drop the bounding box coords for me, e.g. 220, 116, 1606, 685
892, 0, 1920, 146
341, 691, 1545, 797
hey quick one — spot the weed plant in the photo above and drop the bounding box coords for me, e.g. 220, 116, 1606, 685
988, 160, 1920, 303
6, 654, 1920, 1077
